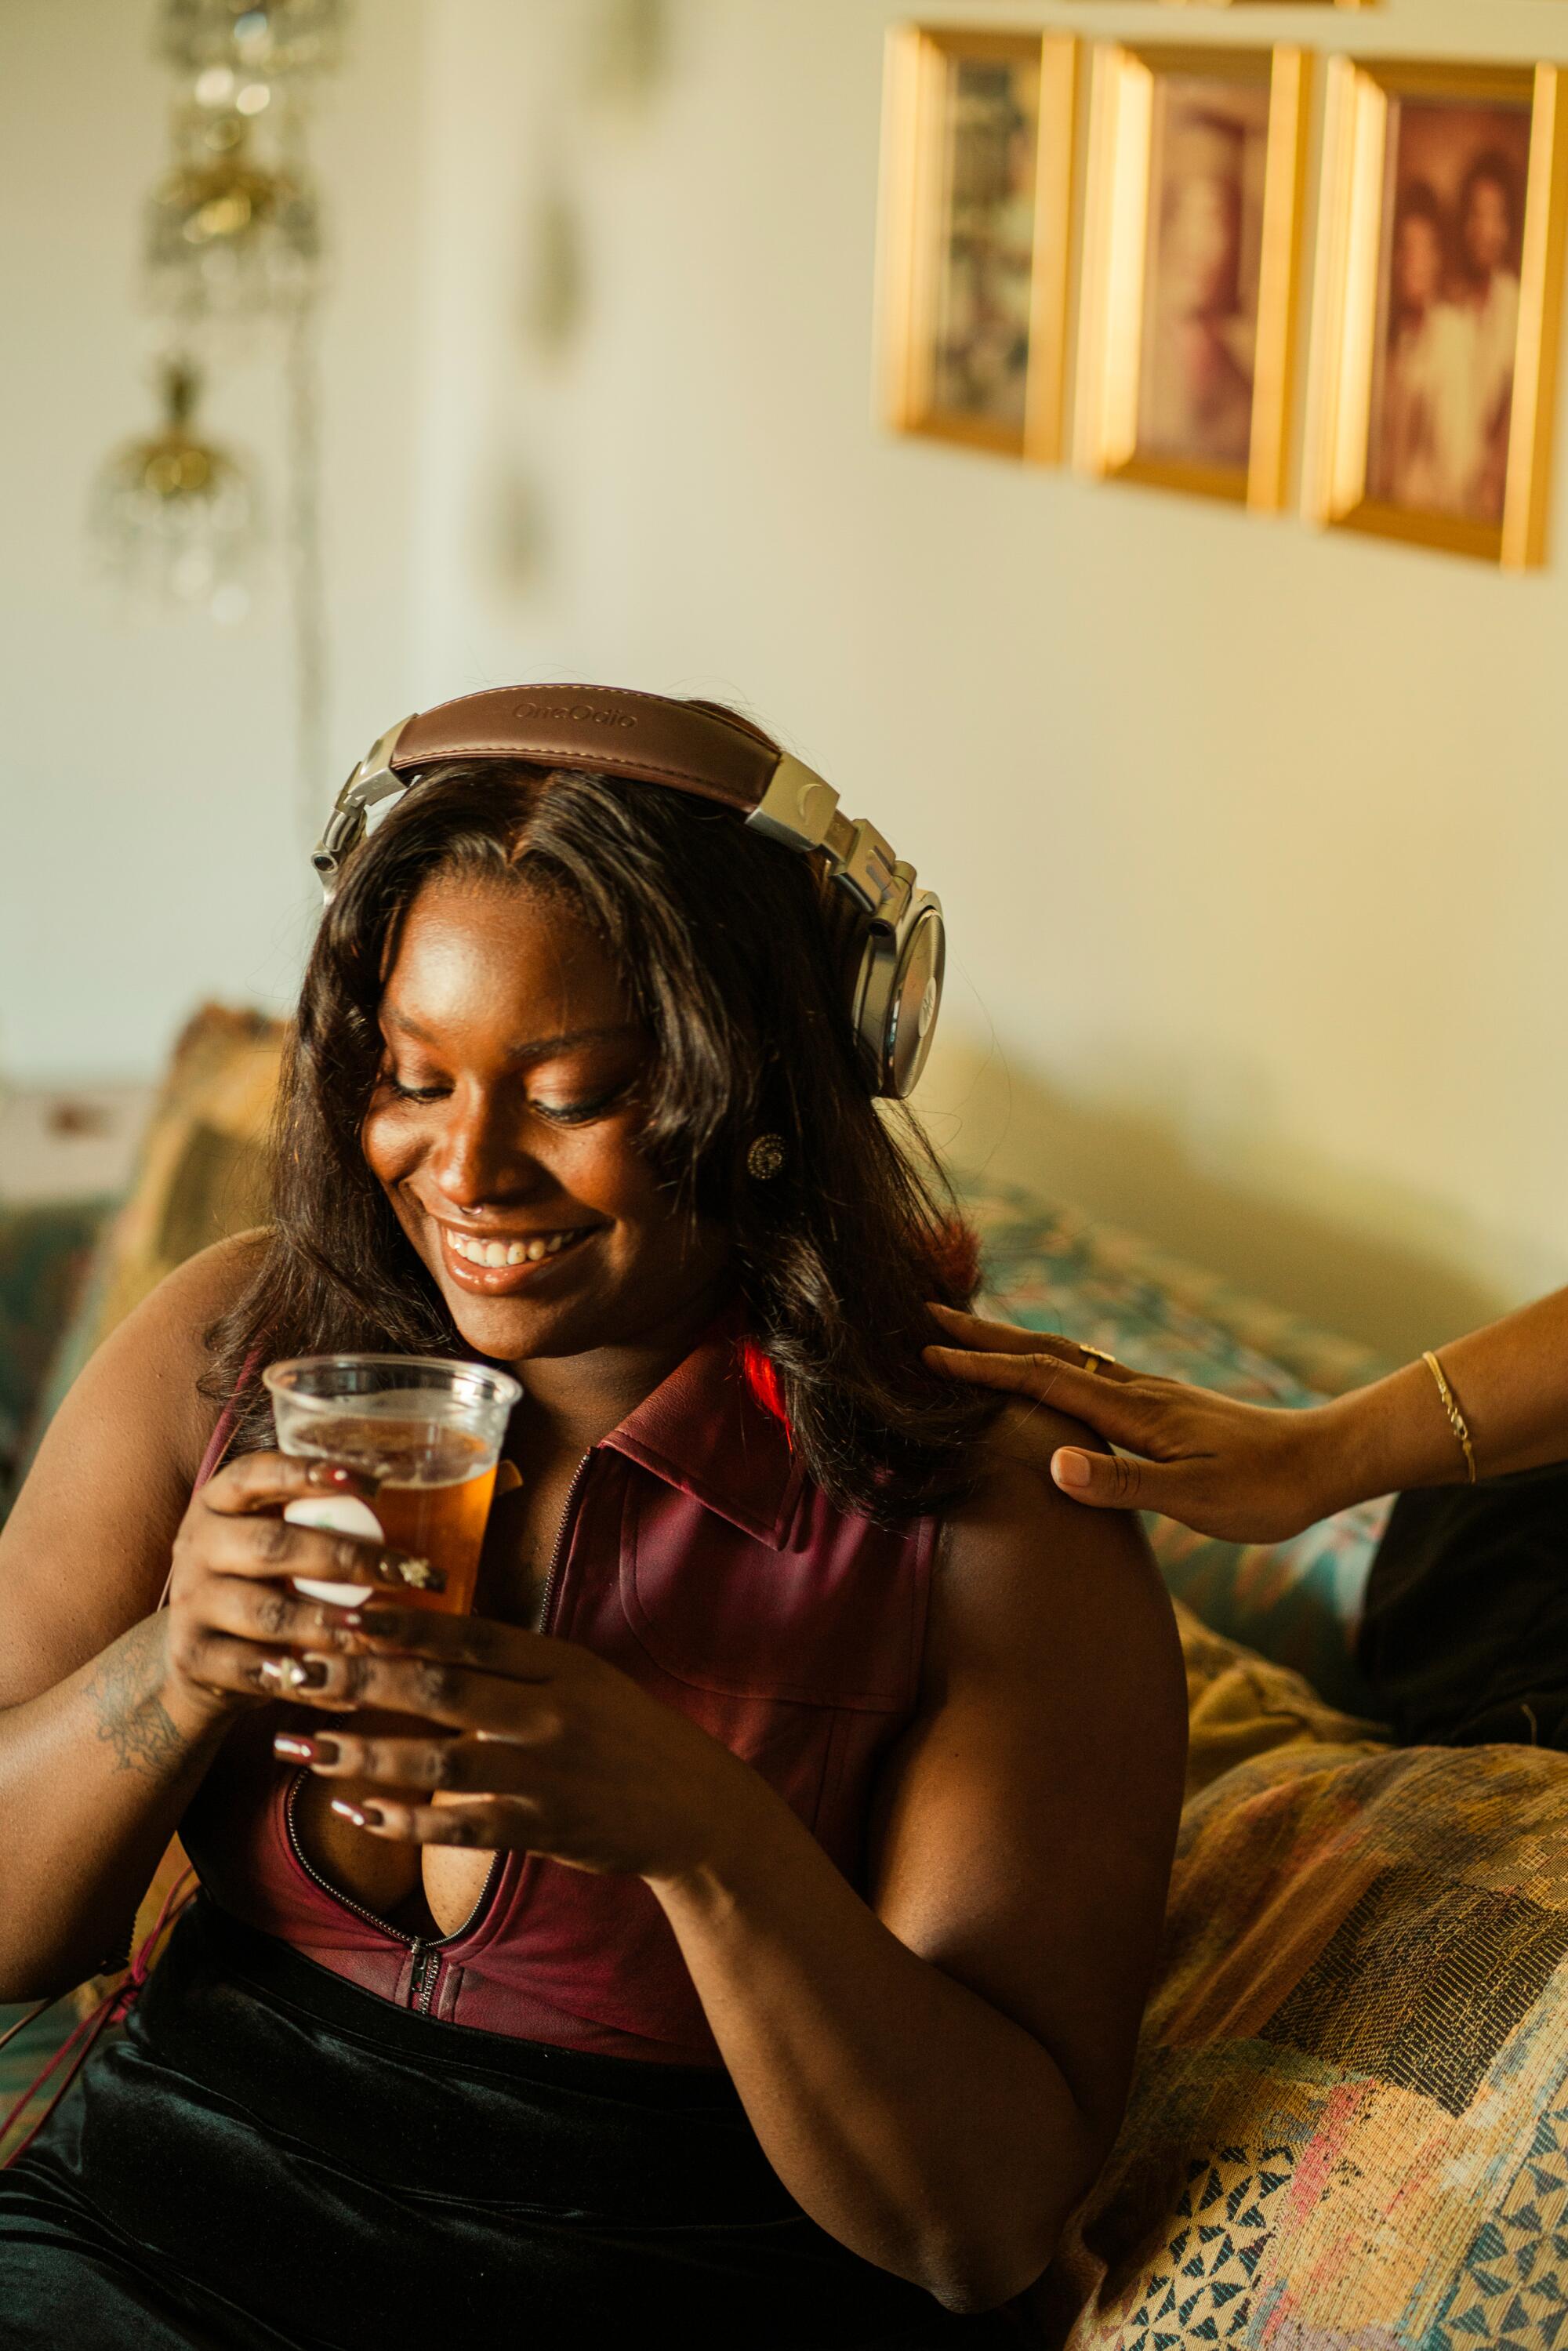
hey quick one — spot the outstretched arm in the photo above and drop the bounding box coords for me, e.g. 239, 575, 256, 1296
924, 1289, 1568, 1543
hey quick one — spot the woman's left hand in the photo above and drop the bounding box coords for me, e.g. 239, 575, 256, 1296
924, 1301, 1335, 1542
270, 1606, 758, 1882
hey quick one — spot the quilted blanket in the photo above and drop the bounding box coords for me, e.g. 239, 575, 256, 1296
1041, 1607, 1568, 2351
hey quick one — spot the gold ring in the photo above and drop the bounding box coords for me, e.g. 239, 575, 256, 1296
1078, 1346, 1118, 1376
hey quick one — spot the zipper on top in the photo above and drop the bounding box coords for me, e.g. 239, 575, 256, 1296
279, 1453, 596, 2013
284, 1770, 497, 2016
534, 1453, 591, 1634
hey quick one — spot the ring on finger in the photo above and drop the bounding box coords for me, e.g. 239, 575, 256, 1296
1078, 1345, 1120, 1377
376, 1551, 441, 1591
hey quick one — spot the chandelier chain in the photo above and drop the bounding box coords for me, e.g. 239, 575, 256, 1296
286, 301, 330, 858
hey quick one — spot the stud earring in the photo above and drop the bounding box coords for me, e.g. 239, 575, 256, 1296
746, 1134, 786, 1182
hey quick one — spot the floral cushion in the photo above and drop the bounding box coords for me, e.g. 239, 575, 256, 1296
957, 1174, 1389, 1404
957, 1173, 1395, 1716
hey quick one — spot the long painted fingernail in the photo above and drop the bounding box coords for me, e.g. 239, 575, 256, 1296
307, 1460, 379, 1496
330, 1798, 382, 1828
284, 1656, 332, 1691
274, 1733, 340, 1765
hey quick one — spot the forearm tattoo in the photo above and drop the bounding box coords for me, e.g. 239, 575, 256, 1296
84, 1628, 187, 1778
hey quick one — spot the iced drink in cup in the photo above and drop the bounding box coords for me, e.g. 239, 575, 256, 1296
263, 1355, 521, 1614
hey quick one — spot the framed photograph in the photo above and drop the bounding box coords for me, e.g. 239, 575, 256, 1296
1074, 44, 1310, 508
1305, 59, 1568, 567
879, 26, 1076, 462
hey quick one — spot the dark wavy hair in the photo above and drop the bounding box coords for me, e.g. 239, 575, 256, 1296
202, 755, 997, 1522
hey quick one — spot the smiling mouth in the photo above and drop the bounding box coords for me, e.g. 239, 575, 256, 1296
438, 1224, 596, 1286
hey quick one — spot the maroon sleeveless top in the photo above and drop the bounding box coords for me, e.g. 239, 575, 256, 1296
180, 1317, 937, 2067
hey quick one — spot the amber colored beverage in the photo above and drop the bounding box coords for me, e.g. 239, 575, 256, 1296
300, 1414, 499, 1617
264, 1355, 522, 1616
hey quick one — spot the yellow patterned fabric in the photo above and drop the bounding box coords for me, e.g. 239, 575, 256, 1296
80, 1003, 281, 1337
21, 1005, 285, 1457
1177, 1602, 1383, 1804
1039, 1607, 1568, 2351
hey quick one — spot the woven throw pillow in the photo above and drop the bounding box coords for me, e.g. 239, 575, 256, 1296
1036, 1632, 1568, 2351
959, 1171, 1394, 1712
18, 1004, 285, 1473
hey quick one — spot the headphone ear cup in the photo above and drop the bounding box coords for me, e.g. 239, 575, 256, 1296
851, 901, 945, 1099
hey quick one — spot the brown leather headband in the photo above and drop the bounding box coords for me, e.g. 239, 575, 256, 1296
318, 683, 886, 934
314, 680, 945, 1097
391, 685, 781, 814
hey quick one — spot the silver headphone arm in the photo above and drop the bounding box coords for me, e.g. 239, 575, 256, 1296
311, 716, 416, 900
746, 754, 912, 930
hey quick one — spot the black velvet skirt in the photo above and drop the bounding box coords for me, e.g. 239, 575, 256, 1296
0, 1898, 1021, 2349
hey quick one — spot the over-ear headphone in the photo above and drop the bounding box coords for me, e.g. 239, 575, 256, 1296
311, 684, 945, 1100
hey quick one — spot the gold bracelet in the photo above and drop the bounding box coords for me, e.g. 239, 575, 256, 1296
1423, 1350, 1478, 1485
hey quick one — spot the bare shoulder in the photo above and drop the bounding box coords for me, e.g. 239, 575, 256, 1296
871, 1425, 1187, 2152
928, 1428, 1185, 1734
0, 1230, 270, 1702
119, 1227, 270, 1382
73, 1228, 270, 1462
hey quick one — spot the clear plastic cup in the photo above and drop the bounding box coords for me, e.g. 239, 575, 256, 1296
263, 1355, 521, 1614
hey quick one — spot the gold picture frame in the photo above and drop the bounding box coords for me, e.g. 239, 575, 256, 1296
1305, 57, 1568, 568
1074, 42, 1309, 509
1153, 2, 1374, 11
878, 25, 1076, 463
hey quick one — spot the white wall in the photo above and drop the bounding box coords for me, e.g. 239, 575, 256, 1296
5, 0, 1568, 1362
408, 0, 1568, 1359
0, 0, 427, 1084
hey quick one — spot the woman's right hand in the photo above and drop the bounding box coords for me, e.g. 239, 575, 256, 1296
161, 1453, 430, 1727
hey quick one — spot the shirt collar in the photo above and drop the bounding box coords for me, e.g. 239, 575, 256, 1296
600, 1306, 801, 1548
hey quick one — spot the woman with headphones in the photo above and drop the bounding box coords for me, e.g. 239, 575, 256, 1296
0, 688, 1185, 2348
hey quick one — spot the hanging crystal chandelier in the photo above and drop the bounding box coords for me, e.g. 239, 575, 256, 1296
158, 0, 349, 85
146, 104, 320, 325
89, 358, 260, 620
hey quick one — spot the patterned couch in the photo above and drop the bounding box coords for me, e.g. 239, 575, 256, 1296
3, 1008, 1565, 2351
